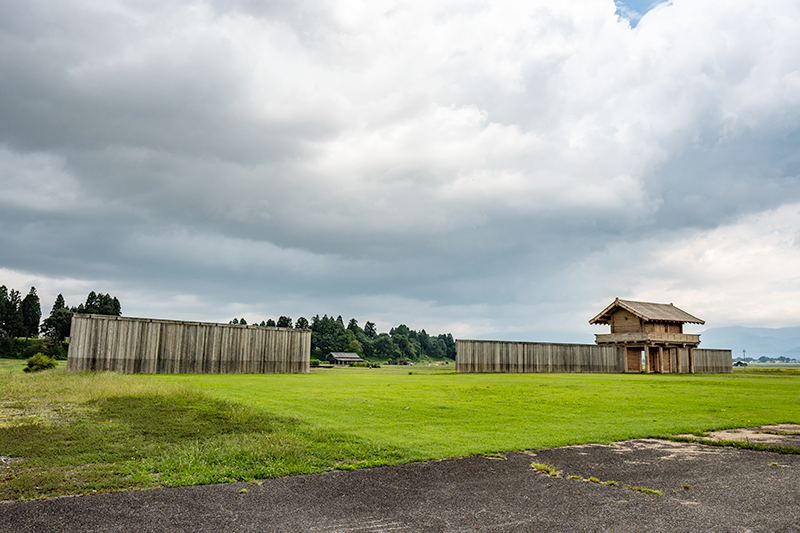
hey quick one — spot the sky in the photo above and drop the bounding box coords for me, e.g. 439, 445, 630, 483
1, 0, 799, 344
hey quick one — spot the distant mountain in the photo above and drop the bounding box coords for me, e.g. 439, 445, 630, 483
699, 326, 800, 359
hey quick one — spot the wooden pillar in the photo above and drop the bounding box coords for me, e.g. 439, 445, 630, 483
689, 346, 695, 374
644, 345, 651, 373
676, 346, 682, 374
658, 345, 664, 373
623, 345, 629, 373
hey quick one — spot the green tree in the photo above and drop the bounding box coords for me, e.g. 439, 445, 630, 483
4, 288, 24, 338
266, 318, 276, 326
76, 292, 121, 316
0, 286, 10, 350
295, 317, 309, 329
310, 314, 347, 358
343, 328, 364, 356
20, 287, 41, 339
347, 318, 361, 334
277, 316, 292, 328
364, 321, 377, 339
438, 333, 456, 359
41, 307, 73, 341
41, 294, 73, 341
373, 333, 401, 359
51, 294, 66, 314
0, 285, 9, 337
393, 333, 417, 359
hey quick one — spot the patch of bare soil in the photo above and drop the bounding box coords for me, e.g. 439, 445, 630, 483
678, 424, 800, 449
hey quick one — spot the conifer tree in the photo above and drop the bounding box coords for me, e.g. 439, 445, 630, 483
20, 287, 41, 339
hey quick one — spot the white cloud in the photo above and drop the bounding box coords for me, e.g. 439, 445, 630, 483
569, 203, 800, 330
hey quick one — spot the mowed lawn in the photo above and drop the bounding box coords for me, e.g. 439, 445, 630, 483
158, 366, 799, 458
1, 362, 798, 501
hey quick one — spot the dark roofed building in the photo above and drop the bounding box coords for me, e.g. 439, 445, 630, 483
590, 298, 704, 374
327, 352, 364, 365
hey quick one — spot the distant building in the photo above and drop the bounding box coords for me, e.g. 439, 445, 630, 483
457, 298, 730, 373
589, 298, 705, 373
327, 352, 364, 365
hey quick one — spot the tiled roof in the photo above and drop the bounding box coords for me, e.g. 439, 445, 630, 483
328, 352, 364, 361
589, 298, 704, 325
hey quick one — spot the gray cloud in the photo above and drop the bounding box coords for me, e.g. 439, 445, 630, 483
2, 0, 800, 339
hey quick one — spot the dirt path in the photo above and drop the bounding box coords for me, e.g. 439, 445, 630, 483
2, 437, 798, 532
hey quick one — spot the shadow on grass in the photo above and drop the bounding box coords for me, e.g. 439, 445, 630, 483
0, 392, 404, 501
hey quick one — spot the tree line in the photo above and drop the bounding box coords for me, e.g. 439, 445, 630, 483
1, 283, 454, 363
1, 286, 121, 358
230, 314, 455, 361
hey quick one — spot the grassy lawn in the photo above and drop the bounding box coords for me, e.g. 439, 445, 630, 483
0, 358, 66, 373
738, 362, 800, 370
1, 361, 798, 501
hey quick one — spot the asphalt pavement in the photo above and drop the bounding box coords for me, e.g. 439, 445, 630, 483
1, 438, 798, 532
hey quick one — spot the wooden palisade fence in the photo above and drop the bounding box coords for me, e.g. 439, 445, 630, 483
691, 349, 733, 373
67, 314, 310, 374
456, 340, 625, 373
456, 339, 732, 373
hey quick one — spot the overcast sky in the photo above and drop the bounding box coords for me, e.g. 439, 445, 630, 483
1, 0, 799, 343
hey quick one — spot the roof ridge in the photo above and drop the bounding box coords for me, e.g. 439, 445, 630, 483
590, 298, 704, 325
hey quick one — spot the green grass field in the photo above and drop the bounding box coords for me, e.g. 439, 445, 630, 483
1, 361, 798, 501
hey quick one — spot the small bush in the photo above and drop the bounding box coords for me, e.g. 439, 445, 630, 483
310, 359, 321, 367
349, 362, 371, 367
23, 353, 57, 373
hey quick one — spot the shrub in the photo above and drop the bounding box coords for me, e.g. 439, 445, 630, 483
24, 353, 57, 373
310, 359, 321, 367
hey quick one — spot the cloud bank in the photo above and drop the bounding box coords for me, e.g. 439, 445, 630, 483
1, 0, 799, 340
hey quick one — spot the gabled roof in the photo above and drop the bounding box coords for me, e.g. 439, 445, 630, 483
589, 298, 705, 325
328, 352, 364, 362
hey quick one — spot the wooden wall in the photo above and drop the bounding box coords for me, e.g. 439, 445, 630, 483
691, 348, 733, 373
610, 309, 641, 334
456, 340, 625, 373
67, 314, 310, 374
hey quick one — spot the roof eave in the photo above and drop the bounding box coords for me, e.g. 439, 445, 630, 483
588, 297, 620, 325
589, 298, 706, 325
